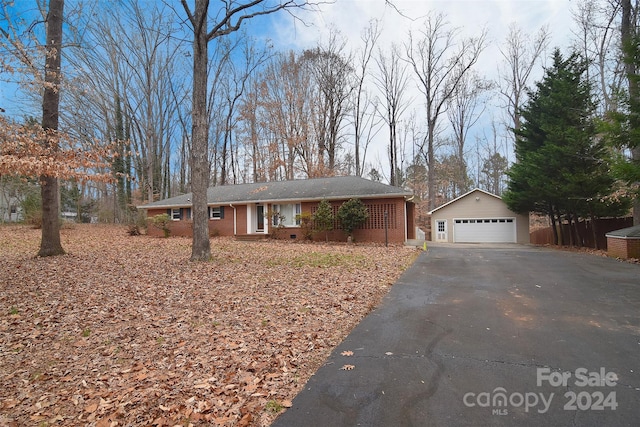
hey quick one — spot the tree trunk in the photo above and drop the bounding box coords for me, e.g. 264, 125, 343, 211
574, 214, 584, 247
190, 0, 211, 261
427, 123, 436, 211
622, 0, 640, 225
549, 205, 558, 246
38, 0, 65, 257
633, 147, 640, 225
557, 212, 565, 246
591, 215, 599, 250
567, 214, 574, 246
389, 120, 396, 186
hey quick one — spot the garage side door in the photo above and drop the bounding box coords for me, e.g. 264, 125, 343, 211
453, 218, 516, 243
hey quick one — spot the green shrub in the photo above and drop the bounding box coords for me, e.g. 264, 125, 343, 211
337, 198, 369, 241
296, 212, 314, 240
149, 213, 171, 238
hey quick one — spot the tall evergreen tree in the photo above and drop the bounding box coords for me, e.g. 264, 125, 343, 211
504, 49, 625, 245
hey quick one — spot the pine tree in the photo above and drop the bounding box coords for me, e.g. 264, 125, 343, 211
504, 49, 625, 245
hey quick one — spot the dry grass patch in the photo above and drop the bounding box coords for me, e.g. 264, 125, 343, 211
0, 224, 419, 426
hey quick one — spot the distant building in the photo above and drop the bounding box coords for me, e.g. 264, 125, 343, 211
0, 188, 22, 222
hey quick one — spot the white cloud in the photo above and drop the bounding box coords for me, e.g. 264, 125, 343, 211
272, 0, 573, 50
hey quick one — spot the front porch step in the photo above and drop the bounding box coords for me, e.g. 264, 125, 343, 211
235, 234, 268, 242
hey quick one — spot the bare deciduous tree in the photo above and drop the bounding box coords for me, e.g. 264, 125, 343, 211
406, 12, 487, 210
64, 1, 187, 211
301, 29, 354, 174
446, 70, 492, 197
352, 19, 382, 177
373, 44, 410, 187
496, 23, 549, 142
621, 0, 640, 224
259, 51, 313, 179
571, 0, 624, 114
180, 0, 322, 261
39, 0, 65, 256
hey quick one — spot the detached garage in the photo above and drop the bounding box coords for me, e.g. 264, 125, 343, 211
429, 188, 529, 244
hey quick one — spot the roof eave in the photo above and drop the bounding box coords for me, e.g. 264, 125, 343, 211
138, 192, 411, 209
605, 234, 640, 239
428, 188, 502, 215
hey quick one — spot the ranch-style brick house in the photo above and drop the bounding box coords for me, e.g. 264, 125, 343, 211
140, 176, 416, 244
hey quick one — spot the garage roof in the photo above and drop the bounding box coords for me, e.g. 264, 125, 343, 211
428, 188, 501, 215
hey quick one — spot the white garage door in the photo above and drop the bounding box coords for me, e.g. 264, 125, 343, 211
453, 218, 516, 243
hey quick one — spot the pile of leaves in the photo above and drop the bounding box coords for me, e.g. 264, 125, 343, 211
0, 225, 418, 426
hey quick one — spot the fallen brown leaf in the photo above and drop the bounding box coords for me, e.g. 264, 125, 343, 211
0, 224, 418, 426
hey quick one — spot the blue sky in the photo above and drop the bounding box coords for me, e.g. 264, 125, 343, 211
1, 0, 577, 179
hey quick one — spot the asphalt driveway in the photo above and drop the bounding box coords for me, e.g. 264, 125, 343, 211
272, 244, 640, 427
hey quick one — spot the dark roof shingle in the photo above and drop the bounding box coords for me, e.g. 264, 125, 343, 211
140, 176, 411, 209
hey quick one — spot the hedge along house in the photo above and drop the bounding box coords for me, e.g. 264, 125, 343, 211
139, 176, 416, 244
428, 188, 530, 244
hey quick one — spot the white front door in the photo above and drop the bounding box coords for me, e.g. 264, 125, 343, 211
436, 220, 447, 242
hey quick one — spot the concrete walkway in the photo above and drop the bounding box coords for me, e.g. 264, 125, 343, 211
272, 244, 640, 426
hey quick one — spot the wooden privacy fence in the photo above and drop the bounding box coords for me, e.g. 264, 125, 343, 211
530, 217, 633, 249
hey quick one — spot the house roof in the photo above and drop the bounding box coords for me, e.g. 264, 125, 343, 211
427, 188, 502, 215
605, 225, 640, 239
139, 176, 412, 209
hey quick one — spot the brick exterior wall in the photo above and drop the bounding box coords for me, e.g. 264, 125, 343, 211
145, 197, 412, 244
305, 198, 408, 243
146, 208, 235, 238
607, 236, 640, 259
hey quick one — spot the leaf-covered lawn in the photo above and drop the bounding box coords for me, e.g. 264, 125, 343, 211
0, 225, 418, 426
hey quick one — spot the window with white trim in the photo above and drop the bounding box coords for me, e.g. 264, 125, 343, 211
272, 203, 302, 227
171, 208, 181, 221
209, 206, 224, 220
